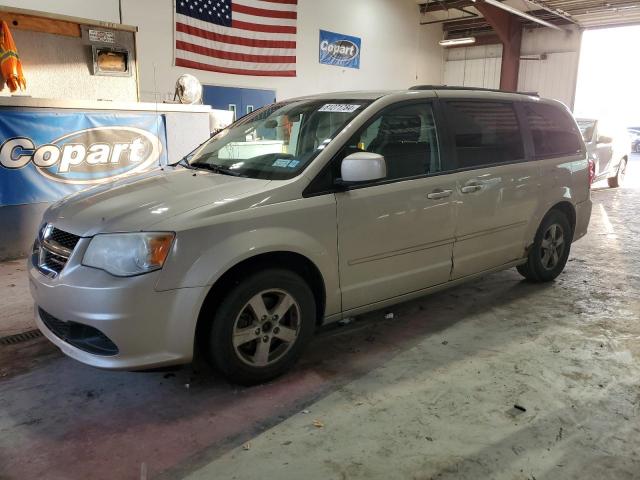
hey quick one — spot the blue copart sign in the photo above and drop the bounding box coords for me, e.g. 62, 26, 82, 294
0, 111, 167, 206
319, 29, 361, 69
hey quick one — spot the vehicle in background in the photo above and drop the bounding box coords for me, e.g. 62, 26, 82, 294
629, 129, 640, 153
577, 118, 630, 187
29, 88, 592, 384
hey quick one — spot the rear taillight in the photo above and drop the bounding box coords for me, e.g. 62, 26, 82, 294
588, 158, 596, 187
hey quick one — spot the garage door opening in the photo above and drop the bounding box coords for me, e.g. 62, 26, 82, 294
574, 25, 640, 188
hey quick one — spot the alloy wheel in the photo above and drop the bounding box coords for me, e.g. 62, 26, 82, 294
540, 224, 565, 270
232, 289, 301, 367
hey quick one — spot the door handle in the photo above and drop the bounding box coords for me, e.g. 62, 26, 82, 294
461, 183, 482, 194
427, 189, 453, 200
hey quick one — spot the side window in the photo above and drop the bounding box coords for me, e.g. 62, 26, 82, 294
445, 101, 524, 168
343, 102, 441, 181
523, 103, 583, 158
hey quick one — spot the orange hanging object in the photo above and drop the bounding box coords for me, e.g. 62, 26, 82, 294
0, 20, 26, 92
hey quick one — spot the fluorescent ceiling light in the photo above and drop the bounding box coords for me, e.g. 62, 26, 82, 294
439, 37, 477, 47
472, 0, 563, 31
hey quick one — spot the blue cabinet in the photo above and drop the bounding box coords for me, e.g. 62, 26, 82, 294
202, 86, 276, 121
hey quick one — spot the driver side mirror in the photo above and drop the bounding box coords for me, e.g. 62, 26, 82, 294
340, 152, 387, 184
597, 135, 613, 144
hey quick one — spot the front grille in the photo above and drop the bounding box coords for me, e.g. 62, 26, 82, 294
42, 249, 67, 274
33, 225, 81, 278
49, 228, 80, 250
39, 308, 119, 356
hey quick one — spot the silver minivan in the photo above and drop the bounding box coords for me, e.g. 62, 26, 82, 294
29, 87, 592, 384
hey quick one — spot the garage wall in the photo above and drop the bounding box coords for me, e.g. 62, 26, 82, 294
2, 0, 444, 102
122, 0, 444, 101
444, 45, 502, 89
0, 0, 121, 23
442, 26, 582, 109
0, 27, 138, 102
518, 26, 582, 109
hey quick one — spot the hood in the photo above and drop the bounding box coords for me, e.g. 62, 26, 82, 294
44, 167, 271, 236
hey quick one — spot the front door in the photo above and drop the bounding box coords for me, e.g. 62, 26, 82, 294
335, 101, 458, 311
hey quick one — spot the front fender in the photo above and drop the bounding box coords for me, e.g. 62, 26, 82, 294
155, 195, 341, 316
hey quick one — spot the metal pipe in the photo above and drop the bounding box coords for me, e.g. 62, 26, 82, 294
472, 0, 564, 30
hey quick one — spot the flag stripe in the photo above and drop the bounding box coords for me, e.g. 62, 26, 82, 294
261, 0, 298, 5
232, 3, 297, 19
176, 29, 295, 55
234, 0, 297, 12
176, 58, 296, 76
176, 13, 295, 41
231, 18, 296, 34
231, 10, 296, 26
177, 48, 295, 70
176, 40, 295, 63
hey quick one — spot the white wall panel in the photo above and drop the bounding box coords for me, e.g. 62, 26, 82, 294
444, 45, 502, 89
0, 0, 121, 23
518, 52, 579, 109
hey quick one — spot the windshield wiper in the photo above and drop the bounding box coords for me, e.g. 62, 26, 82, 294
190, 162, 244, 177
172, 157, 196, 169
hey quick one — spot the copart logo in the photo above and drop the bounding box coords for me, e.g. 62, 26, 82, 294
0, 126, 162, 185
320, 39, 359, 62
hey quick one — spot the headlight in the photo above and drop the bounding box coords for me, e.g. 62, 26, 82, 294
83, 232, 175, 277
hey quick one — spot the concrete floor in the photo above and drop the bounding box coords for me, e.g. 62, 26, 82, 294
1, 156, 639, 480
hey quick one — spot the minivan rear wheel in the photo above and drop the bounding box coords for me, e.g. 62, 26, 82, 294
517, 210, 572, 282
206, 269, 316, 385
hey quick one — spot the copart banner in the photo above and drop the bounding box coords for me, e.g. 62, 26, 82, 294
0, 111, 167, 206
319, 29, 361, 70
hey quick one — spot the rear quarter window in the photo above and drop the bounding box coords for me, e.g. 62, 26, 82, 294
523, 102, 583, 158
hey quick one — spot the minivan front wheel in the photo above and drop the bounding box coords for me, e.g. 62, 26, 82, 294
517, 210, 572, 282
206, 269, 316, 385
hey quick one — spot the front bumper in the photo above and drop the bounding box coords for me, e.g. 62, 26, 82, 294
28, 242, 207, 370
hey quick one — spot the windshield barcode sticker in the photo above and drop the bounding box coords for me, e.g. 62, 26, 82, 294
318, 104, 361, 113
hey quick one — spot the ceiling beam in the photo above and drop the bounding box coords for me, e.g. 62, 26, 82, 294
473, 0, 564, 30
420, 0, 473, 13
521, 0, 577, 24
473, 1, 522, 91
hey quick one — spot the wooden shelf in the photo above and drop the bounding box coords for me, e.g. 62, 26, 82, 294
0, 11, 81, 38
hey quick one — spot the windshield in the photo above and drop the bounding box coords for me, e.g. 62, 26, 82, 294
186, 99, 370, 180
577, 119, 596, 142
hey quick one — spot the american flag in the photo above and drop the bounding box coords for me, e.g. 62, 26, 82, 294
174, 0, 297, 77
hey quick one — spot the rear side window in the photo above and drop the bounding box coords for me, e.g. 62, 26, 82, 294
523, 103, 583, 158
445, 101, 524, 169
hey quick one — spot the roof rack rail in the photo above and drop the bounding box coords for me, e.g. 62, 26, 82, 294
409, 85, 539, 97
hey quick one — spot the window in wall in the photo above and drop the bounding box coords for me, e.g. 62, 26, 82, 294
524, 103, 583, 158
445, 101, 524, 168
342, 102, 441, 181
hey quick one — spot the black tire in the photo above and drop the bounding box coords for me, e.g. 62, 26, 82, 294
517, 210, 572, 282
608, 158, 627, 188
206, 269, 316, 385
